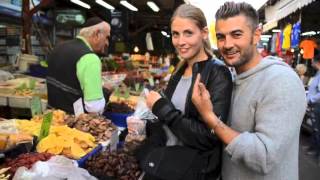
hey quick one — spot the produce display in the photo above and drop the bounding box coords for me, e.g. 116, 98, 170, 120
0, 120, 33, 152
106, 102, 134, 114
0, 55, 175, 180
3, 152, 52, 177
0, 167, 10, 180
17, 121, 97, 159
85, 150, 142, 180
36, 125, 96, 159
0, 133, 33, 152
31, 109, 68, 126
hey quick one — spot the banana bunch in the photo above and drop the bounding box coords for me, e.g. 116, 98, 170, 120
0, 167, 10, 180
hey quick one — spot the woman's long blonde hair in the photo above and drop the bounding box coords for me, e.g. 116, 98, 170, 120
171, 4, 213, 73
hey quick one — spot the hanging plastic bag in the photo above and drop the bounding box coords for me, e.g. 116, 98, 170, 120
126, 89, 157, 135
0, 70, 14, 82
13, 155, 97, 180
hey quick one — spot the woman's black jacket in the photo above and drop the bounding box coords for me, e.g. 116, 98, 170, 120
136, 58, 233, 180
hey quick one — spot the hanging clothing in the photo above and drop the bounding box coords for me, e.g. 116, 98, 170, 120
276, 32, 282, 55
270, 33, 277, 53
300, 39, 318, 59
291, 22, 301, 48
282, 24, 292, 50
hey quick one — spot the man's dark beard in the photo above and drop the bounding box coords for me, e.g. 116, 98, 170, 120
222, 36, 255, 68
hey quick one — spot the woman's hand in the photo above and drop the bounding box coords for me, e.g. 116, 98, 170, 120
146, 90, 162, 109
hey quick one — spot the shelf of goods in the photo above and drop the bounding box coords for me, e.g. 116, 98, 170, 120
0, 75, 47, 111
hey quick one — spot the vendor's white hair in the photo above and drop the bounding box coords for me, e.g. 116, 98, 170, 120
79, 22, 108, 37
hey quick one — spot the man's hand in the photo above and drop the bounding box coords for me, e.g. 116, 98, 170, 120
103, 82, 114, 91
146, 90, 162, 109
192, 74, 213, 120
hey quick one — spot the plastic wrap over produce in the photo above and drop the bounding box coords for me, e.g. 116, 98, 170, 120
13, 155, 97, 180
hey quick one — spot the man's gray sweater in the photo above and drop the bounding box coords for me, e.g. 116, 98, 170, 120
222, 56, 307, 180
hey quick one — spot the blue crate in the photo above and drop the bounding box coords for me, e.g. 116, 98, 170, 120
77, 144, 103, 168
104, 112, 132, 128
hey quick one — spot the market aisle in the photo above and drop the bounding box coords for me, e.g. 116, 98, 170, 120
299, 132, 320, 180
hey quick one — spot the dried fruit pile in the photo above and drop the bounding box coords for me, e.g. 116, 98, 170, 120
123, 134, 145, 154
106, 102, 134, 114
4, 152, 52, 176
85, 150, 141, 180
67, 114, 117, 143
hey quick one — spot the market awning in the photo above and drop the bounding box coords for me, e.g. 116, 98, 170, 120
265, 0, 316, 22
262, 20, 278, 33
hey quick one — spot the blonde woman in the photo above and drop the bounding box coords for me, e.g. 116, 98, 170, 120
136, 4, 232, 180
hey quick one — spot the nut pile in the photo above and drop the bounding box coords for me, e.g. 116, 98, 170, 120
4, 152, 52, 175
85, 150, 141, 180
123, 134, 145, 154
66, 114, 117, 143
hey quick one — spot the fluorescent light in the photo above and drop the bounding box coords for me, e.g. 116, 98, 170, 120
120, 0, 138, 11
260, 37, 270, 41
70, 0, 91, 9
261, 35, 272, 38
134, 46, 139, 53
96, 0, 114, 10
301, 31, 316, 36
147, 1, 159, 12
272, 29, 281, 33
161, 31, 167, 36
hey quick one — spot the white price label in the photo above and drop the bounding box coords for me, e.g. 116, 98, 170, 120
73, 98, 84, 117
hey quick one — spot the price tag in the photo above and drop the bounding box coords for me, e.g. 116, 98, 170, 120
148, 77, 154, 87
38, 112, 53, 142
29, 79, 36, 90
135, 83, 140, 92
30, 96, 42, 117
73, 98, 84, 117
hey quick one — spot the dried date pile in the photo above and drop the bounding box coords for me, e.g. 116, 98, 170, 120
123, 134, 146, 154
85, 150, 141, 180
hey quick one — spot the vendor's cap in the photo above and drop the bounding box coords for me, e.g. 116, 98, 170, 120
83, 16, 104, 27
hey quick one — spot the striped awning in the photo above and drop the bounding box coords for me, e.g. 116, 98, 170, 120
265, 0, 316, 22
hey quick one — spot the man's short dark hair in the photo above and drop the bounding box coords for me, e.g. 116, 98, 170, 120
215, 1, 259, 31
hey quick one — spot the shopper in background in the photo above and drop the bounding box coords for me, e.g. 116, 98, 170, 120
295, 63, 309, 87
47, 17, 111, 114
192, 2, 306, 180
305, 54, 320, 164
136, 4, 233, 180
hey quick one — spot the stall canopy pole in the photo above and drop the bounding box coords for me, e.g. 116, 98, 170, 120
21, 0, 53, 54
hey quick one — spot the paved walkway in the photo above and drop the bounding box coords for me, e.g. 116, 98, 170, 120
299, 132, 320, 180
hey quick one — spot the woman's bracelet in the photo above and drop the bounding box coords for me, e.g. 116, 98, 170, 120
210, 116, 222, 134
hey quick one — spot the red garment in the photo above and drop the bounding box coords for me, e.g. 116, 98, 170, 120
300, 39, 317, 59
275, 32, 282, 56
